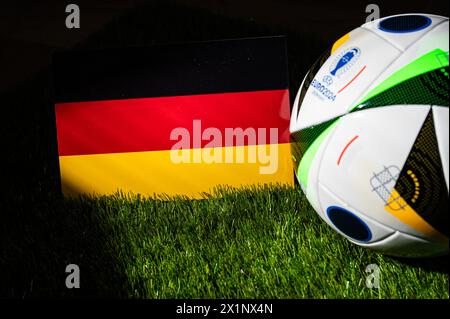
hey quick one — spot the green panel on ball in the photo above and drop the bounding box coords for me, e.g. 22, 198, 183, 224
356, 49, 449, 107
354, 66, 449, 112
291, 119, 339, 190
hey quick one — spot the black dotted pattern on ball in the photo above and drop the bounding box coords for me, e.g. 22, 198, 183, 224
395, 111, 449, 237
379, 15, 432, 33
357, 67, 449, 111
290, 117, 337, 172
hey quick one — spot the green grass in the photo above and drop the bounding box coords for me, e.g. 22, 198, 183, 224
3, 185, 446, 298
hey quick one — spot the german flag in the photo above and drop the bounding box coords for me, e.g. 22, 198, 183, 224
53, 37, 294, 198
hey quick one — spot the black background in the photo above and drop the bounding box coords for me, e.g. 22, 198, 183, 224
1, 0, 449, 94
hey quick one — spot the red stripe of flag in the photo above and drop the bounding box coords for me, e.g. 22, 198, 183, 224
55, 89, 290, 156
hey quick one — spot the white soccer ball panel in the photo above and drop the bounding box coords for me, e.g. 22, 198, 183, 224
295, 28, 400, 130
359, 231, 449, 257
299, 121, 340, 217
361, 14, 448, 51
318, 181, 396, 242
364, 20, 449, 98
317, 105, 431, 239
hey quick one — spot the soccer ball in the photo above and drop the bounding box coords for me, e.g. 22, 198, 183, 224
290, 14, 449, 257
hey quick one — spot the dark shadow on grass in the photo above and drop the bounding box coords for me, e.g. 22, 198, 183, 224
391, 255, 449, 275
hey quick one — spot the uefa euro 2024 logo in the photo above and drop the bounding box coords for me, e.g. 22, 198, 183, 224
329, 48, 361, 78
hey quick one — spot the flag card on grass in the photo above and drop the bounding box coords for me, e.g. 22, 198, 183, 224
53, 37, 294, 199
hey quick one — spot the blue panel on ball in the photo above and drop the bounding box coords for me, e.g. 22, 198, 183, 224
326, 206, 372, 242
378, 15, 432, 33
